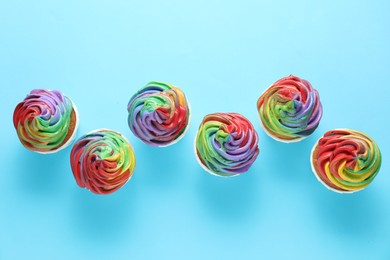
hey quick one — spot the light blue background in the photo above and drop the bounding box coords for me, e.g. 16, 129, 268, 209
0, 0, 389, 259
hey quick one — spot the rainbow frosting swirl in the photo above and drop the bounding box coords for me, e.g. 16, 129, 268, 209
13, 89, 78, 153
70, 129, 136, 195
311, 129, 381, 193
257, 75, 322, 142
127, 81, 190, 146
195, 113, 259, 177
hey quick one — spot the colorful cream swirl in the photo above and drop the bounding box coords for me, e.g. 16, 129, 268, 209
195, 113, 259, 177
127, 81, 190, 146
257, 75, 322, 142
13, 89, 78, 153
311, 129, 381, 193
70, 129, 136, 195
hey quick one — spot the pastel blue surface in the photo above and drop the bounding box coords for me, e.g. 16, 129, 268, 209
0, 0, 389, 259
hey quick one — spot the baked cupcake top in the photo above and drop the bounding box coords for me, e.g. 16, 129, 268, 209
195, 113, 259, 177
257, 75, 322, 142
127, 81, 190, 146
13, 89, 78, 153
311, 129, 381, 193
70, 129, 136, 195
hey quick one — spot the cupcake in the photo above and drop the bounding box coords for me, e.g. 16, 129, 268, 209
257, 75, 322, 143
70, 129, 136, 195
13, 89, 79, 154
311, 129, 381, 193
127, 81, 190, 147
195, 113, 260, 177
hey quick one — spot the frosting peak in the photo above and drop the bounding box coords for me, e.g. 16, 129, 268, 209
70, 129, 136, 195
127, 81, 190, 146
13, 89, 78, 153
311, 129, 381, 193
195, 113, 259, 177
257, 75, 322, 142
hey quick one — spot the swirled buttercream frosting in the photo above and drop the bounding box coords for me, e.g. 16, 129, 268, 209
70, 129, 136, 195
311, 129, 381, 193
195, 113, 259, 177
13, 89, 78, 153
127, 81, 190, 146
257, 75, 322, 142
